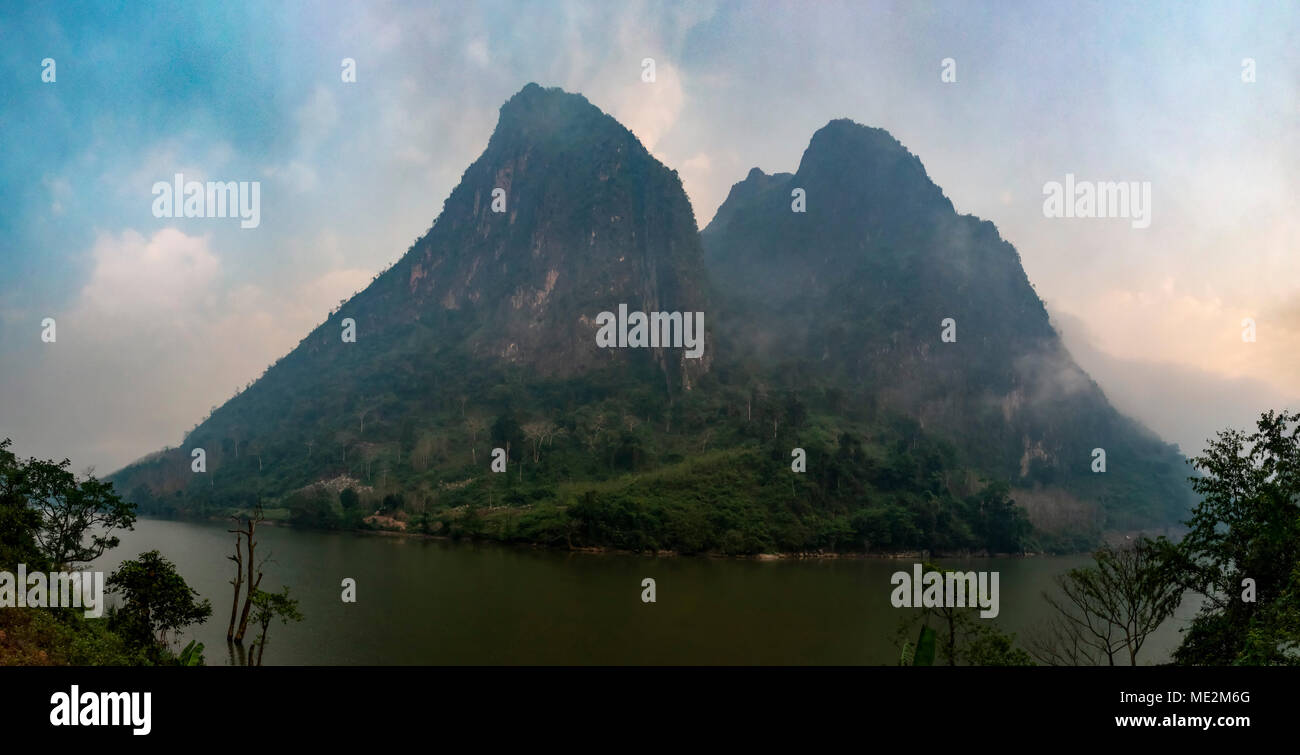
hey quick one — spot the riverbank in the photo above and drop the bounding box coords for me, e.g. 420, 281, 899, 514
184, 511, 1078, 560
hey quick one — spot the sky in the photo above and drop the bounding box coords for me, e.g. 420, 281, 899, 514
0, 0, 1297, 473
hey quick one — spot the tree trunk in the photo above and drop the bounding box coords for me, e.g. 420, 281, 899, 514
226, 532, 244, 642
234, 518, 261, 643
255, 625, 268, 666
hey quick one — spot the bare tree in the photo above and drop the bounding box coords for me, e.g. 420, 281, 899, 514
522, 420, 556, 463
362, 445, 380, 482
225, 521, 244, 642
1032, 540, 1181, 666
227, 506, 266, 644
1027, 612, 1108, 666
522, 422, 543, 464
466, 415, 487, 464
335, 429, 354, 464
357, 398, 383, 435
412, 433, 435, 472
246, 439, 263, 471
585, 413, 607, 452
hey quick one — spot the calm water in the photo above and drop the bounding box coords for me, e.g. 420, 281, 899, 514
91, 518, 1199, 665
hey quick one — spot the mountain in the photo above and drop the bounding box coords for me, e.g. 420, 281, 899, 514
112, 83, 716, 513
701, 119, 1192, 529
310, 83, 709, 390
109, 87, 1192, 553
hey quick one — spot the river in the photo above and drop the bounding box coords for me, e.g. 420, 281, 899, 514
91, 518, 1199, 665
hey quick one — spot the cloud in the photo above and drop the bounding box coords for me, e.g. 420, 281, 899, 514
606, 60, 686, 153
1052, 307, 1300, 456
265, 160, 319, 193
119, 140, 234, 194
263, 85, 341, 193
0, 228, 375, 472
467, 37, 491, 67
295, 85, 340, 153
76, 228, 221, 326
44, 176, 71, 216
1060, 280, 1300, 398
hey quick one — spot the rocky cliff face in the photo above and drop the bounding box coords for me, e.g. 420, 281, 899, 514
388, 83, 712, 388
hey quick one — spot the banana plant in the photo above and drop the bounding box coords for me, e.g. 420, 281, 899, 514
911, 625, 936, 666
178, 640, 205, 666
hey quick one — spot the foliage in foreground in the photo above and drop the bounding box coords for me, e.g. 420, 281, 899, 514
1, 438, 208, 666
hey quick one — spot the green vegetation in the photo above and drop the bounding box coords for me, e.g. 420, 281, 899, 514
247, 586, 303, 667
105, 549, 212, 662
893, 562, 1034, 666
1160, 409, 1300, 665
0, 438, 208, 666
119, 359, 1054, 555
1022, 410, 1300, 666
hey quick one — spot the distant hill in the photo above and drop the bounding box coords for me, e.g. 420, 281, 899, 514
108, 86, 1192, 554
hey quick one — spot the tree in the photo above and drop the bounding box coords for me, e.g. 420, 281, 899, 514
1160, 410, 1300, 665
248, 587, 303, 666
227, 507, 266, 644
584, 412, 608, 453
288, 486, 341, 529
21, 451, 136, 567
0, 439, 45, 567
466, 415, 487, 465
226, 519, 245, 643
1028, 602, 1113, 667
2, 438, 212, 665
963, 622, 1036, 666
412, 432, 436, 471
107, 550, 212, 652
491, 413, 524, 460
967, 482, 1030, 554
360, 444, 382, 482
522, 420, 556, 464
1033, 540, 1181, 666
334, 429, 355, 464
246, 439, 264, 472
783, 392, 807, 430
894, 562, 1034, 666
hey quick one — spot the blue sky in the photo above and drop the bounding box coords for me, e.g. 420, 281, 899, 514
1, 0, 1297, 471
